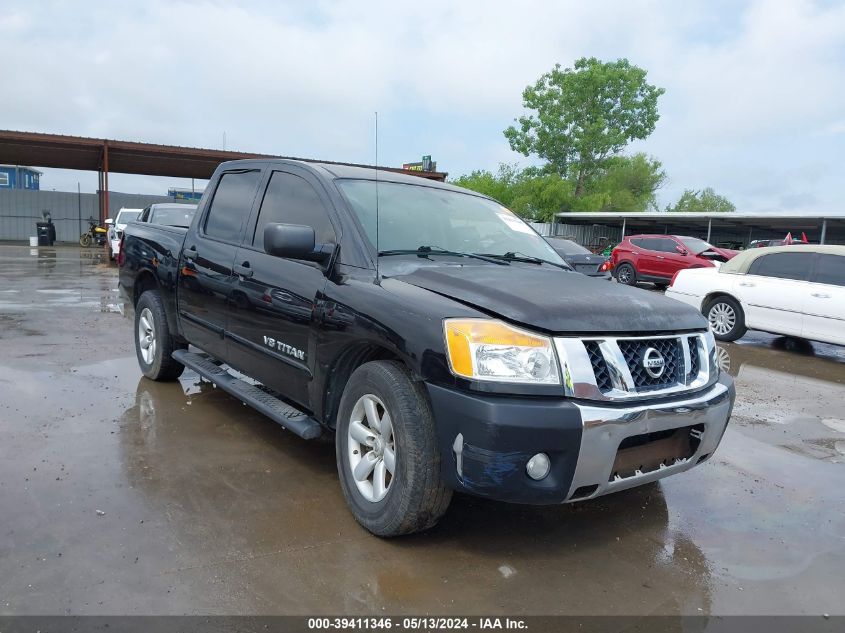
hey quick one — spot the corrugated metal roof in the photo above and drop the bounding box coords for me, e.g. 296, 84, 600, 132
556, 210, 845, 220
0, 130, 447, 181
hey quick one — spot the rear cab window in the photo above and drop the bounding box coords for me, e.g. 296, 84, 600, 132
203, 170, 263, 243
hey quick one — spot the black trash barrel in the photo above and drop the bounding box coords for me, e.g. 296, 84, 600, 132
36, 222, 51, 246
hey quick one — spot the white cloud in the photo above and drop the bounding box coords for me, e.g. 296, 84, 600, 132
1, 0, 844, 210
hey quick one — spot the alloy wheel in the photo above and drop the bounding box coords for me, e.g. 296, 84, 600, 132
138, 307, 157, 365
347, 394, 396, 503
708, 302, 736, 336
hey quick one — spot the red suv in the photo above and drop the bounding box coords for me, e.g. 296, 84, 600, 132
611, 235, 739, 287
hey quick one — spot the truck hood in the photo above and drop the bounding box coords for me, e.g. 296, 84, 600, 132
392, 264, 707, 335
695, 246, 738, 263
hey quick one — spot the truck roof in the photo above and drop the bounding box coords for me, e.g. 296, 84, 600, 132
215, 159, 473, 196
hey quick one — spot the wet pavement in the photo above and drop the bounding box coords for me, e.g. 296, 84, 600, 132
0, 244, 843, 616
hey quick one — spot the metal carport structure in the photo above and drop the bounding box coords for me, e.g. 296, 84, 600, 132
0, 130, 448, 224
554, 211, 845, 249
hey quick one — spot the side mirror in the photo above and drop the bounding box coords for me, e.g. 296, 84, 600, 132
263, 223, 332, 263
676, 245, 688, 255
104, 218, 114, 225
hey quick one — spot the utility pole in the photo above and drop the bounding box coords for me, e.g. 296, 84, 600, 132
77, 182, 82, 236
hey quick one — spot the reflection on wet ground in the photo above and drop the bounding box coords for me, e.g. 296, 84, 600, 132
0, 245, 843, 616
716, 334, 845, 462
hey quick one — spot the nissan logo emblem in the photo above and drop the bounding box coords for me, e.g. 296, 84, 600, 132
642, 347, 666, 378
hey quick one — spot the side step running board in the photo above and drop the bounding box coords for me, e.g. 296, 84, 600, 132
172, 349, 322, 440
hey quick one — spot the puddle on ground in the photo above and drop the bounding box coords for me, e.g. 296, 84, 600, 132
717, 337, 845, 462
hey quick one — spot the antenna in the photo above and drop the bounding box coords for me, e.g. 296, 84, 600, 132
375, 111, 380, 280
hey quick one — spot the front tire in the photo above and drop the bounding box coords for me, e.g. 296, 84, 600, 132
616, 262, 637, 286
704, 295, 747, 342
135, 290, 185, 381
336, 361, 452, 537
79, 233, 91, 247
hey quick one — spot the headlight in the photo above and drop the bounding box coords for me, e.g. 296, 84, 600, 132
444, 318, 560, 384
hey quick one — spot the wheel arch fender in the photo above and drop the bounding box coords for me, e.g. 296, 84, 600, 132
318, 341, 412, 430
134, 269, 181, 341
614, 259, 636, 280
701, 291, 744, 315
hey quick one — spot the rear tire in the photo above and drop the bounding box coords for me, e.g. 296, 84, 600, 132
704, 295, 747, 342
616, 262, 637, 286
135, 290, 185, 381
336, 361, 452, 537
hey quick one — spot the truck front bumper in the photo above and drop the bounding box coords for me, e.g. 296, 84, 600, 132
426, 375, 735, 505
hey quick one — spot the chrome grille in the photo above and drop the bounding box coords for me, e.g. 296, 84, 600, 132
618, 338, 683, 392
584, 341, 612, 392
688, 336, 700, 379
554, 332, 715, 402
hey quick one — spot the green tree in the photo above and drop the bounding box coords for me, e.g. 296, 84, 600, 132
453, 165, 574, 222
509, 173, 574, 221
666, 188, 735, 213
589, 153, 666, 212
452, 154, 666, 221
504, 58, 664, 197
451, 164, 521, 208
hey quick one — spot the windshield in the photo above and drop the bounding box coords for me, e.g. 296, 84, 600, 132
679, 236, 715, 254
337, 180, 564, 263
150, 205, 197, 227
116, 211, 141, 224
547, 238, 591, 255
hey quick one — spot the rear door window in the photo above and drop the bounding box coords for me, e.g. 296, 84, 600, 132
812, 254, 845, 287
656, 238, 680, 253
640, 238, 663, 251
748, 252, 815, 281
203, 170, 262, 242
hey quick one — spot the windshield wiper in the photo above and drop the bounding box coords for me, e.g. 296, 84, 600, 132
476, 251, 572, 271
378, 246, 508, 265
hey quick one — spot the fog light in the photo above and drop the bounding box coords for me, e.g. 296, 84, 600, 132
526, 453, 550, 480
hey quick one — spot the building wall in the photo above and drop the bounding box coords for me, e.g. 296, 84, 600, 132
0, 189, 187, 242
0, 166, 40, 190
168, 188, 204, 202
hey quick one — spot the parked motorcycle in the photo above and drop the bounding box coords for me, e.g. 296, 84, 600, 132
79, 218, 109, 247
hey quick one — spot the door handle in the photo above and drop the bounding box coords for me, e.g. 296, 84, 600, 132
811, 292, 831, 299
183, 247, 197, 261
657, 255, 665, 259
234, 262, 253, 278
739, 282, 755, 287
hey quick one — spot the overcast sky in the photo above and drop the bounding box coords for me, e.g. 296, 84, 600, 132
2, 0, 844, 211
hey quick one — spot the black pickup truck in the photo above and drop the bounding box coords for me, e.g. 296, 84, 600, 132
119, 159, 735, 536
